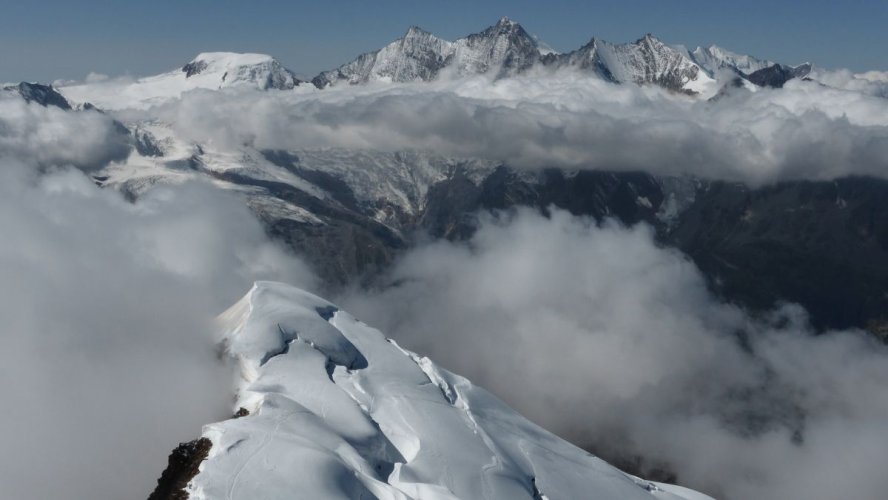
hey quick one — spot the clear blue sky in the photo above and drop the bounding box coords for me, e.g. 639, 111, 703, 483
2, 0, 885, 83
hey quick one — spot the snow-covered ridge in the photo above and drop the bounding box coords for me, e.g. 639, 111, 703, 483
60, 52, 303, 110
313, 18, 716, 94
596, 34, 715, 93
312, 17, 541, 87
690, 45, 774, 76
184, 281, 712, 499
54, 17, 816, 110
180, 52, 301, 90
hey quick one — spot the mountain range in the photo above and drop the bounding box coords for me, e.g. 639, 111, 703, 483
5, 17, 888, 499
56, 16, 813, 111
5, 17, 883, 336
312, 17, 812, 94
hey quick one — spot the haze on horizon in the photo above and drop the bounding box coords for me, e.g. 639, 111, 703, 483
2, 0, 886, 84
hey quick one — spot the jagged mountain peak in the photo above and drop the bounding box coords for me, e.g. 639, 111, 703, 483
746, 62, 814, 88
574, 33, 714, 93
471, 16, 534, 41
403, 25, 432, 39
496, 15, 518, 27
314, 17, 545, 87
2, 82, 72, 109
690, 44, 774, 76
452, 17, 540, 77
311, 22, 719, 94
486, 16, 527, 35
580, 36, 602, 49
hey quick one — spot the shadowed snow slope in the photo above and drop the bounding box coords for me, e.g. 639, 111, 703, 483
186, 281, 711, 500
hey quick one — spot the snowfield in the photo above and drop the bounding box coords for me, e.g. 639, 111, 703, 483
61, 52, 305, 110
186, 282, 713, 500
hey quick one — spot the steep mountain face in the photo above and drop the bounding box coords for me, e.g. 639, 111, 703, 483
666, 178, 888, 333
312, 27, 453, 86
551, 35, 720, 93
313, 17, 541, 87
310, 18, 821, 94
2, 82, 72, 109
555, 38, 616, 79
447, 17, 541, 77
690, 45, 774, 76
313, 18, 717, 94
152, 281, 711, 500
61, 52, 303, 110
745, 63, 813, 88
410, 168, 888, 335
65, 101, 888, 335
587, 35, 714, 93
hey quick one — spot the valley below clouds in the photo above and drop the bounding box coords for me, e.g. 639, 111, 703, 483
3, 41, 888, 500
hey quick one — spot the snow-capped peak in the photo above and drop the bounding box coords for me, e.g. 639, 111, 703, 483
172, 281, 712, 500
312, 20, 716, 95
177, 52, 301, 90
59, 52, 302, 110
403, 25, 431, 38
583, 33, 715, 94
313, 17, 542, 87
496, 15, 518, 28
534, 34, 559, 56
690, 45, 774, 76
2, 82, 72, 109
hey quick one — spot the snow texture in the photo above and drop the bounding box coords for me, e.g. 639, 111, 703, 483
61, 52, 303, 110
186, 282, 712, 500
313, 18, 715, 94
690, 45, 774, 76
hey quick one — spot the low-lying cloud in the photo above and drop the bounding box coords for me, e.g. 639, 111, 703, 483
129, 68, 888, 185
0, 94, 131, 170
339, 208, 888, 500
0, 112, 315, 499
9, 60, 888, 500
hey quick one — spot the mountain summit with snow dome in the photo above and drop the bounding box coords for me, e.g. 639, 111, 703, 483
150, 281, 713, 500
61, 52, 303, 110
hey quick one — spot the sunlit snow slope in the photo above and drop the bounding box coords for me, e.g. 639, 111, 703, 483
184, 282, 712, 500
62, 52, 303, 110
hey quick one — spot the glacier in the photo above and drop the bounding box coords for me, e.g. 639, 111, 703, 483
170, 281, 713, 500
61, 52, 305, 110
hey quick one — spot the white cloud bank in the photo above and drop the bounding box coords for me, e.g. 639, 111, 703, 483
0, 94, 131, 170
8, 64, 888, 500
339, 208, 888, 500
0, 100, 316, 499
124, 68, 888, 185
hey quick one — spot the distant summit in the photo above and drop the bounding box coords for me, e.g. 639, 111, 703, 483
60, 52, 303, 110
53, 17, 817, 111
180, 52, 302, 90
313, 18, 797, 94
2, 82, 72, 109
312, 16, 542, 88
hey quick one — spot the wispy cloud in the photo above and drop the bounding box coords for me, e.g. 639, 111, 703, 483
339, 208, 888, 500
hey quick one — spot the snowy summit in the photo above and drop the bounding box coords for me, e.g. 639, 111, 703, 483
61, 52, 302, 110
159, 282, 713, 500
